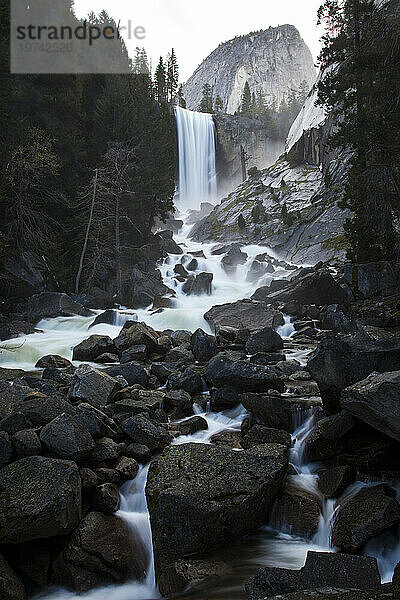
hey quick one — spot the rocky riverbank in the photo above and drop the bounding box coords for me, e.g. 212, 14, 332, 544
0, 229, 400, 600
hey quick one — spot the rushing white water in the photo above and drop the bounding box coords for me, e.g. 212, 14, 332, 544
175, 107, 217, 211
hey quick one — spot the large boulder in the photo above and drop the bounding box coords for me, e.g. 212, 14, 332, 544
0, 456, 81, 544
68, 364, 122, 409
320, 304, 359, 334
318, 466, 356, 499
270, 481, 321, 537
40, 414, 95, 461
0, 431, 13, 468
183, 272, 213, 295
35, 355, 73, 369
0, 553, 26, 600
242, 393, 321, 432
331, 484, 400, 552
191, 329, 218, 362
15, 394, 77, 426
122, 414, 172, 451
221, 245, 248, 272
146, 442, 288, 595
23, 292, 92, 322
245, 551, 381, 600
341, 371, 400, 442
106, 362, 149, 387
204, 300, 284, 333
72, 335, 116, 362
344, 261, 400, 299
246, 327, 284, 355
113, 322, 159, 354
204, 355, 284, 393
263, 270, 348, 308
53, 512, 147, 593
307, 332, 400, 414
126, 266, 172, 309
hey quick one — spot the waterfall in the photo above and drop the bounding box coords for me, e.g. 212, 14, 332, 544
174, 106, 217, 211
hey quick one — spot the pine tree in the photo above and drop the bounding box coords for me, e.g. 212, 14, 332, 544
317, 0, 400, 261
240, 81, 253, 115
154, 57, 167, 104
177, 85, 186, 108
199, 84, 213, 113
215, 95, 224, 112
167, 48, 179, 103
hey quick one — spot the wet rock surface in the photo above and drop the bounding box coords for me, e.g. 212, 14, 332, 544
146, 442, 289, 595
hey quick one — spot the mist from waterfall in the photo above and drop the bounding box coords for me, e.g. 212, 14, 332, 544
175, 106, 217, 211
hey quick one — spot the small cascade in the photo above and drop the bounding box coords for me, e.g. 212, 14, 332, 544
175, 107, 217, 211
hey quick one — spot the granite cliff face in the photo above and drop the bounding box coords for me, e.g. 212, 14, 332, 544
190, 79, 350, 266
182, 25, 316, 114
214, 114, 285, 194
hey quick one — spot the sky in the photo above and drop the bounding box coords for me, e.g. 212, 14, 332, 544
74, 0, 324, 81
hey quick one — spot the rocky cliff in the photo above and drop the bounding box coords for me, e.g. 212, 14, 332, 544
190, 79, 350, 266
214, 114, 285, 194
182, 25, 316, 114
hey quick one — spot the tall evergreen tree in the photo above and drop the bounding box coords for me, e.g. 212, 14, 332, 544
317, 0, 400, 261
240, 81, 253, 114
167, 48, 179, 103
199, 84, 214, 113
154, 57, 167, 104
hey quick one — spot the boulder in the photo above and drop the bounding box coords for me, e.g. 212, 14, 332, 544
170, 558, 233, 592
183, 272, 213, 295
74, 403, 109, 439
40, 414, 95, 461
251, 281, 289, 301
318, 466, 356, 499
92, 483, 120, 514
205, 300, 284, 333
12, 429, 42, 458
0, 553, 26, 600
23, 292, 92, 322
120, 344, 147, 363
241, 393, 320, 432
35, 355, 73, 369
146, 442, 288, 595
221, 245, 248, 272
210, 430, 242, 449
263, 270, 348, 308
246, 327, 284, 355
1, 413, 32, 436
91, 437, 121, 463
210, 386, 239, 411
167, 368, 204, 395
164, 390, 193, 416
271, 481, 321, 537
72, 335, 116, 362
320, 304, 359, 334
52, 512, 147, 593
0, 319, 36, 342
106, 362, 149, 387
251, 352, 286, 366
204, 355, 284, 393
186, 258, 198, 271
245, 551, 381, 600
126, 443, 152, 463
115, 456, 139, 480
16, 394, 77, 426
344, 261, 400, 299
0, 456, 81, 544
177, 416, 208, 436
122, 414, 172, 451
0, 430, 13, 468
331, 484, 400, 552
341, 371, 400, 442
156, 230, 183, 255
307, 332, 400, 414
242, 425, 292, 449
68, 364, 122, 409
113, 322, 159, 354
191, 329, 218, 362
89, 309, 120, 328
128, 266, 172, 309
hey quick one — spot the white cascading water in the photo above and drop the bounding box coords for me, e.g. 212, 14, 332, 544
174, 106, 217, 211
12, 106, 400, 600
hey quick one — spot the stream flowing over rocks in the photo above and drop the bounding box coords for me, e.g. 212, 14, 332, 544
1, 107, 400, 600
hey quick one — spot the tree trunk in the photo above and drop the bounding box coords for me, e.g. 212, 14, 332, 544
75, 168, 98, 294
115, 189, 122, 301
